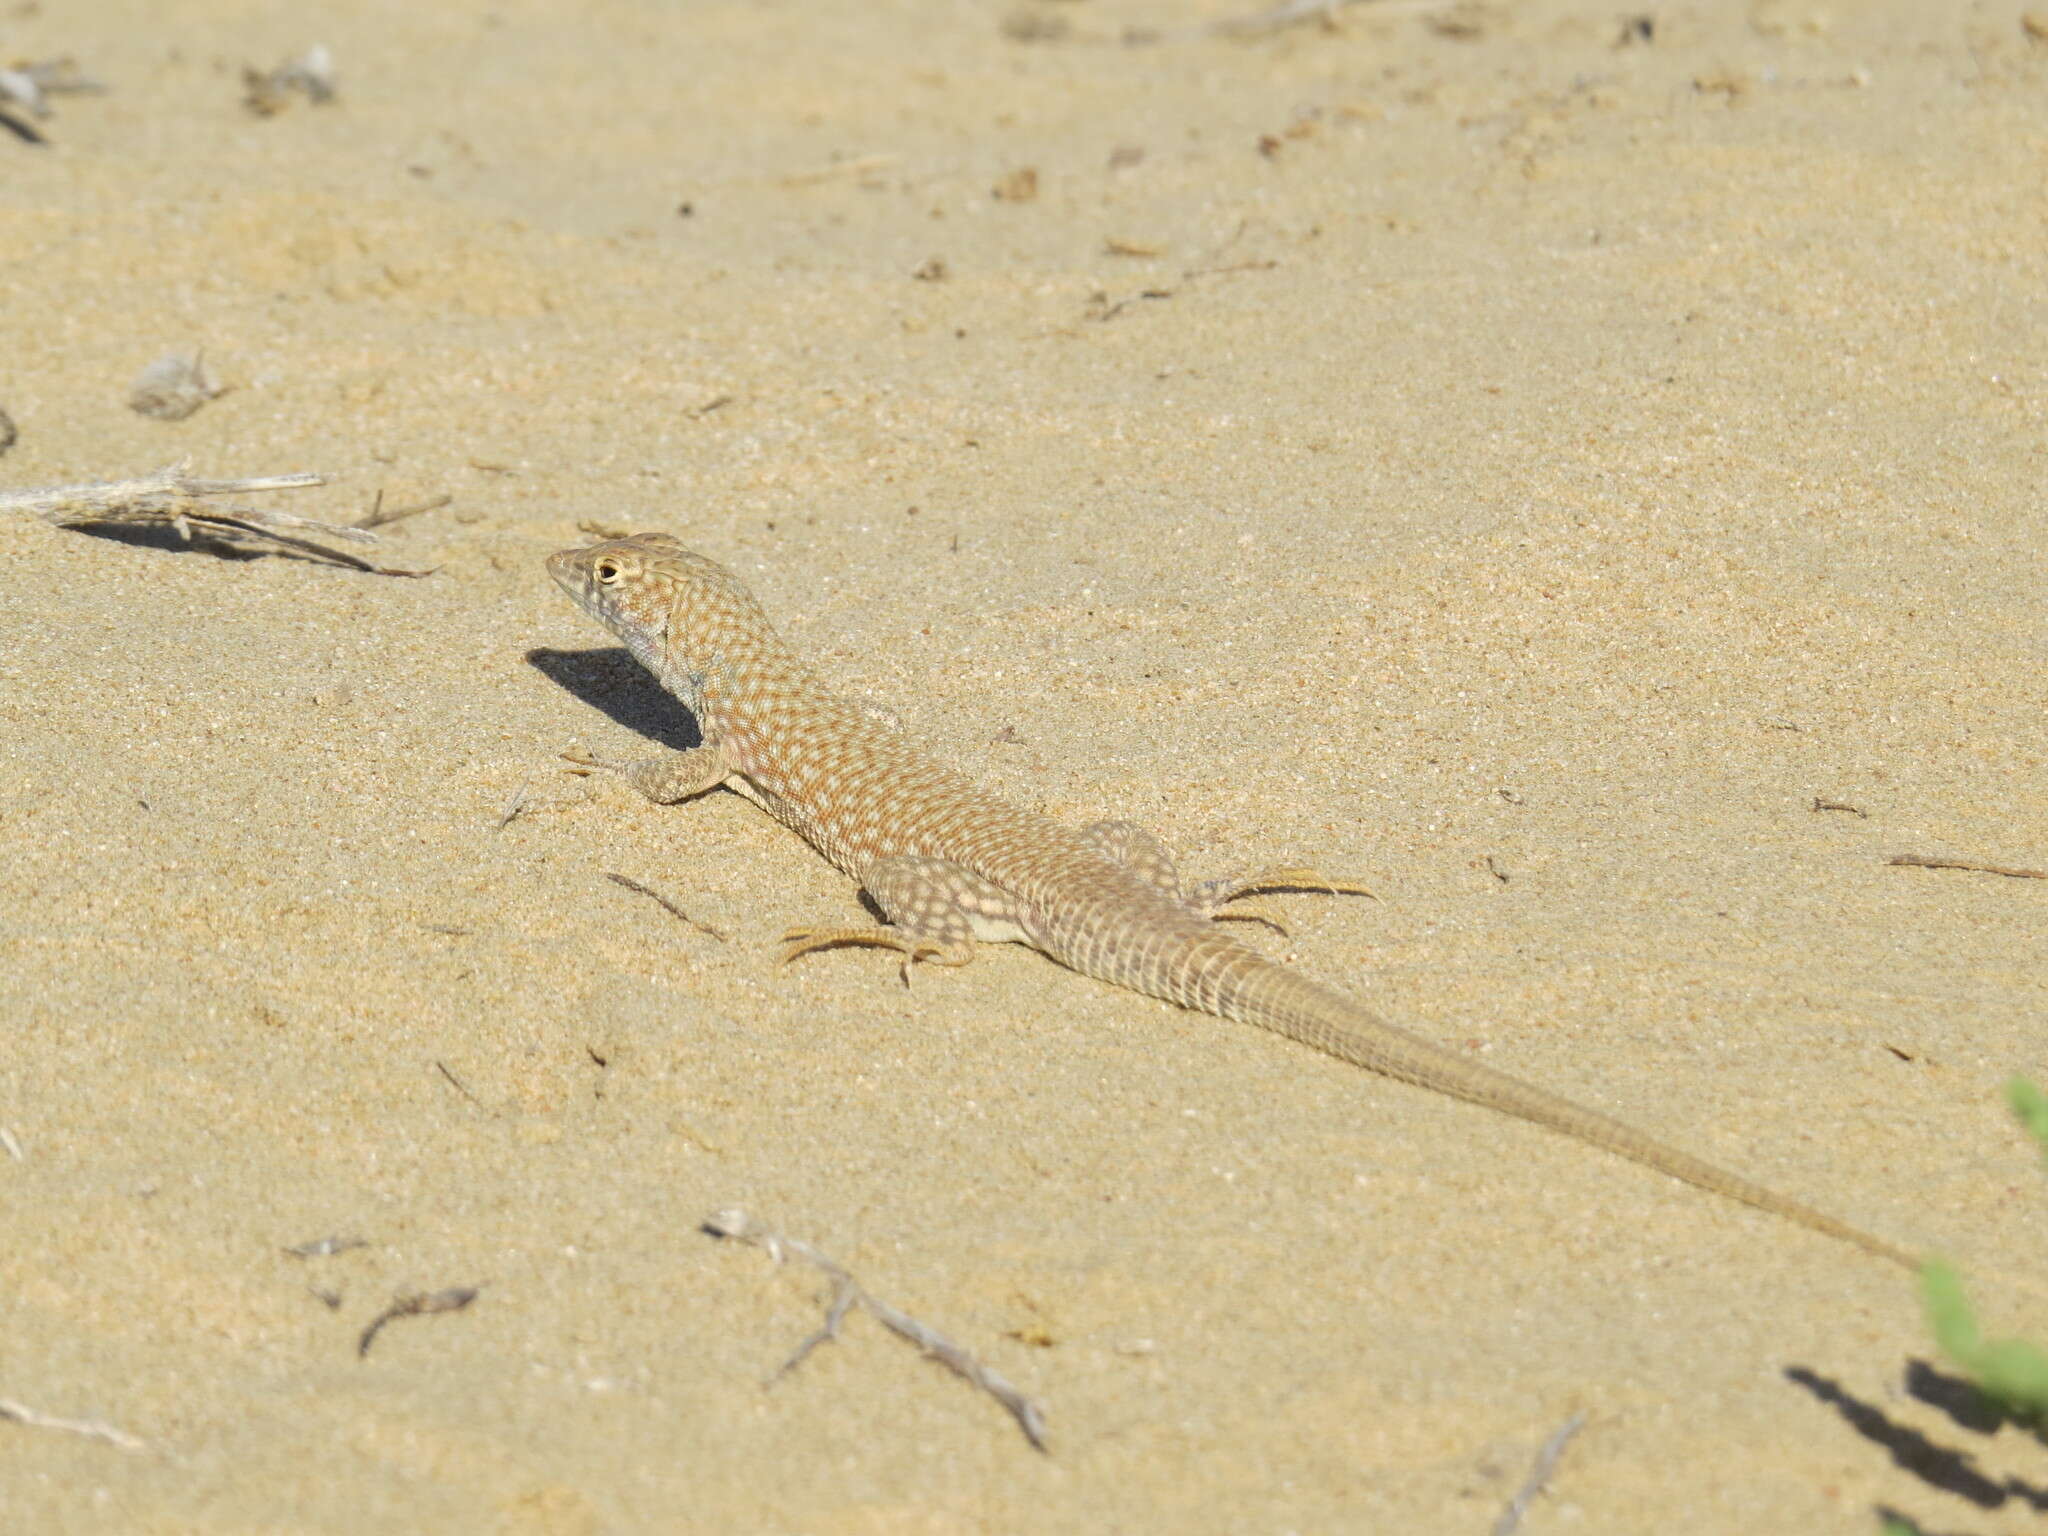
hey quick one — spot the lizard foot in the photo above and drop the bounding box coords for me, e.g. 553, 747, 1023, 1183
777, 925, 975, 986
560, 747, 625, 775
559, 742, 732, 805
1207, 903, 1292, 938
1188, 866, 1374, 920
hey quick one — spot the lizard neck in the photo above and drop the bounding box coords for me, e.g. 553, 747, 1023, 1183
653, 626, 828, 749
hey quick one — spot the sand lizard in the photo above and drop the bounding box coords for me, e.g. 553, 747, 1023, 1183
548, 532, 1915, 1269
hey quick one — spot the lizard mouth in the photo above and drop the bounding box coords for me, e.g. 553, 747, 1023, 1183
544, 545, 589, 592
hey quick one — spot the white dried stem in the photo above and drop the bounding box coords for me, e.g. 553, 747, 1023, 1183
0, 468, 433, 574
1492, 1410, 1588, 1536
0, 1397, 147, 1453
0, 468, 345, 529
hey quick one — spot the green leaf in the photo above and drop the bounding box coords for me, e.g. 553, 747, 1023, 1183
2007, 1076, 2048, 1165
1920, 1259, 2048, 1422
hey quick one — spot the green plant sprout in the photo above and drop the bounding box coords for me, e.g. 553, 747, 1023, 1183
1917, 1076, 2048, 1424
2006, 1076, 2048, 1171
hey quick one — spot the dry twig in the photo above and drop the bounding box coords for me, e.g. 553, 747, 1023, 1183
1012, 0, 1442, 47
703, 1206, 1048, 1452
778, 153, 899, 187
495, 778, 533, 830
356, 489, 452, 529
0, 57, 106, 117
0, 1397, 146, 1453
1890, 853, 2046, 881
1492, 1410, 1588, 1536
606, 872, 729, 942
434, 1060, 484, 1108
1206, 0, 1454, 36
0, 57, 104, 142
1, 467, 432, 575
357, 1285, 480, 1358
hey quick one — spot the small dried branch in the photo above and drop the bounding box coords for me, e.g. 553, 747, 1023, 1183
0, 1396, 147, 1453
1206, 0, 1441, 38
495, 778, 533, 830
703, 1206, 1048, 1452
433, 1060, 485, 1109
2, 467, 336, 531
606, 872, 729, 942
1210, 0, 1353, 38
1492, 1410, 1588, 1536
0, 58, 106, 118
357, 1285, 480, 1359
356, 489, 452, 529
2, 467, 434, 576
25, 58, 107, 100
1890, 853, 2047, 881
778, 152, 899, 188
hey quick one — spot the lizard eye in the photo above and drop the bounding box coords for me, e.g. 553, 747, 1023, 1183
593, 558, 624, 585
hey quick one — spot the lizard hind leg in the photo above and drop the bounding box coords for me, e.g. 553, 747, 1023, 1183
1080, 820, 1185, 900
1082, 821, 1371, 937
778, 853, 1021, 984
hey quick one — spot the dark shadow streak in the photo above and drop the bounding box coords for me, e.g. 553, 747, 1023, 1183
1785, 1364, 2048, 1513
0, 108, 46, 144
1907, 1359, 2025, 1437
63, 522, 266, 562
526, 646, 703, 754
56, 519, 427, 576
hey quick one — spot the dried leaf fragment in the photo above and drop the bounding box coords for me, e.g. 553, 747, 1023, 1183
128, 352, 225, 422
243, 44, 337, 116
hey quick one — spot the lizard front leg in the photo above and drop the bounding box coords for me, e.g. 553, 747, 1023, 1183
563, 741, 734, 804
779, 853, 1027, 982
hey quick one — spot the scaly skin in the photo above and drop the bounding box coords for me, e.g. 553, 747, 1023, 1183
548, 532, 1916, 1269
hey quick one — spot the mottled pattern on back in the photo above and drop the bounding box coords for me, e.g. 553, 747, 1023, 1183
546, 533, 1247, 1007
546, 532, 1916, 1268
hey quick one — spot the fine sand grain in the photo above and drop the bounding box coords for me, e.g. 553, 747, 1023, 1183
3, 2, 2044, 1530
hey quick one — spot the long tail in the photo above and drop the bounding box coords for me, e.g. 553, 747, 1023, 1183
1205, 948, 1916, 1268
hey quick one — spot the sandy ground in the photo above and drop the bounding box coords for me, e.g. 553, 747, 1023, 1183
2, 0, 2045, 1530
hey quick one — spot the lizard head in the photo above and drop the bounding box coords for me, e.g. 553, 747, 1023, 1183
547, 532, 781, 712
